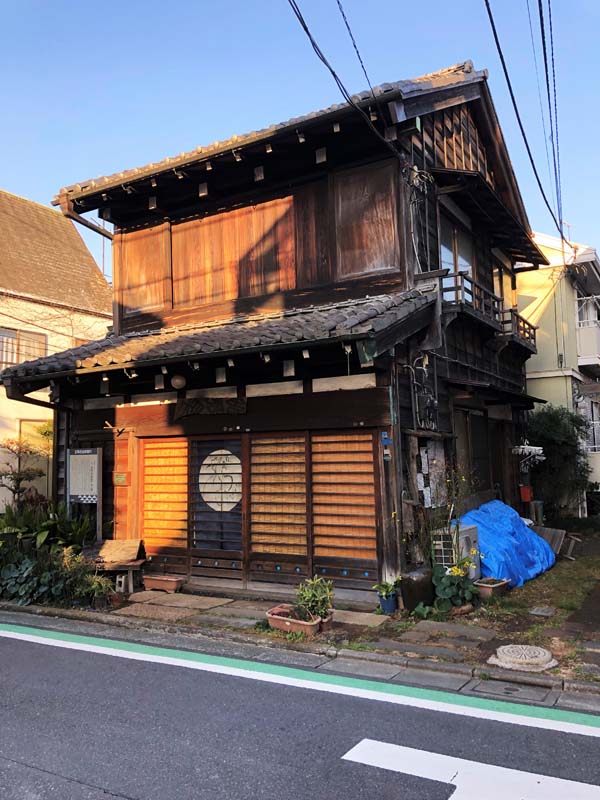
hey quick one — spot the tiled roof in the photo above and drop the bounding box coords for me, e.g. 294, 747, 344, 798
0, 290, 435, 382
54, 62, 486, 204
0, 190, 112, 314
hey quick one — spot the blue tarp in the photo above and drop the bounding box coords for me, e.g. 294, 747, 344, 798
460, 500, 555, 587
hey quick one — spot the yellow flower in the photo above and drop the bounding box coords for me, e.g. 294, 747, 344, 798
470, 548, 478, 556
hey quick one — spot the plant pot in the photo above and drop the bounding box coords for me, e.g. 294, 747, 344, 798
377, 593, 398, 615
265, 604, 321, 638
401, 566, 434, 612
143, 574, 185, 593
109, 593, 127, 607
474, 578, 510, 601
92, 595, 108, 610
320, 611, 334, 632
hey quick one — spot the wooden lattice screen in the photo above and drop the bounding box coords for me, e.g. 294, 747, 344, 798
249, 436, 308, 556
311, 433, 378, 561
141, 439, 188, 572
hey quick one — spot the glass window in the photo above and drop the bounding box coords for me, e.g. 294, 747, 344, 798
456, 227, 474, 275
440, 215, 455, 272
0, 329, 17, 369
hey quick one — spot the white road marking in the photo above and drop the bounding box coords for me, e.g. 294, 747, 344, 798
1, 626, 599, 740
343, 739, 600, 799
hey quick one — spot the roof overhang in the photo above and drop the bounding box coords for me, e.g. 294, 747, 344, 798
432, 168, 548, 266
448, 379, 545, 409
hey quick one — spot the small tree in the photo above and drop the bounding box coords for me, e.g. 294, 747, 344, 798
526, 405, 591, 515
0, 438, 45, 509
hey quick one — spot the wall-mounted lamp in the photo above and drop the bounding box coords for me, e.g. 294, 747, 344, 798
150, 177, 157, 188
198, 182, 208, 197
254, 166, 264, 182
261, 353, 271, 364
148, 196, 157, 210
265, 143, 273, 154
296, 130, 306, 143
161, 366, 168, 375
302, 349, 310, 360
315, 147, 327, 164
154, 374, 165, 391
227, 358, 235, 368
101, 372, 109, 382
216, 367, 227, 384
233, 150, 242, 162
333, 122, 341, 133
170, 374, 187, 390
283, 360, 295, 377
205, 160, 212, 171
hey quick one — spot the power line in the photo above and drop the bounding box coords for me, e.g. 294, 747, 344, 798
334, 0, 375, 99
546, 0, 563, 227
483, 0, 564, 240
285, 0, 402, 164
525, 0, 556, 215
536, 0, 563, 234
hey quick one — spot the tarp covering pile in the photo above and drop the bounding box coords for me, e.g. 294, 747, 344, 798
460, 500, 555, 587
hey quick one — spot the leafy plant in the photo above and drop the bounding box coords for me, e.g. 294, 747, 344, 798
411, 601, 435, 620
0, 438, 45, 508
296, 575, 334, 620
431, 562, 479, 613
372, 578, 401, 599
527, 405, 591, 515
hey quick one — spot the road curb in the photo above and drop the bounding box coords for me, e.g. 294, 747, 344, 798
2, 601, 599, 702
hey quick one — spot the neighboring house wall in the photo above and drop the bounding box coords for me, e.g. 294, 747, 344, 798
0, 294, 110, 509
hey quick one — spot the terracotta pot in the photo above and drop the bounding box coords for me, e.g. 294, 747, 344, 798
320, 612, 334, 633
143, 575, 185, 593
109, 593, 128, 607
266, 604, 321, 638
474, 578, 510, 601
449, 602, 474, 616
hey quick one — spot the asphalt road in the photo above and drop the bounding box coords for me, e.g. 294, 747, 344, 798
0, 623, 599, 800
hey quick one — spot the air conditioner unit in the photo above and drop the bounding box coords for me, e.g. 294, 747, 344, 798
431, 524, 480, 581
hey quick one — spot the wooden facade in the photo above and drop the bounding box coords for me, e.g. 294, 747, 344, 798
3, 64, 547, 590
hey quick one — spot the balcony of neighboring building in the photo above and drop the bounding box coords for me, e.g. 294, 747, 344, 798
586, 419, 600, 483
576, 296, 600, 377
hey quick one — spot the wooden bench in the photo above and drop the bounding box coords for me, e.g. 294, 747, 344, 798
85, 540, 146, 594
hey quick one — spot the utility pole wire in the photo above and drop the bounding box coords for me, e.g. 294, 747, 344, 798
285, 0, 402, 165
334, 0, 376, 99
483, 0, 565, 241
537, 0, 562, 234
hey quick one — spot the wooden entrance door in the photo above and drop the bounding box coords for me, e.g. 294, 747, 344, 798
189, 438, 243, 581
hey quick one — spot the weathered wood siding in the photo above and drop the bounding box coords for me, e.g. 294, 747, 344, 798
114, 160, 403, 332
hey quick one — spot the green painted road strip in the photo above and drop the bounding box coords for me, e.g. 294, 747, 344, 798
1, 621, 598, 737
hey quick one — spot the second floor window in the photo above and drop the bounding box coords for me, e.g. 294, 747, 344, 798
440, 213, 474, 276
0, 328, 47, 369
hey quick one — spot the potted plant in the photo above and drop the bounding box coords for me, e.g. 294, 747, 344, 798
265, 603, 321, 638
296, 575, 334, 631
265, 575, 334, 637
473, 576, 510, 601
87, 574, 115, 610
372, 578, 401, 615
431, 556, 479, 615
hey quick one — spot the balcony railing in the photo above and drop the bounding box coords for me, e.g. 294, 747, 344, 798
501, 308, 537, 349
441, 272, 502, 326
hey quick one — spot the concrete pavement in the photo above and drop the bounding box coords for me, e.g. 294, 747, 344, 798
0, 614, 599, 799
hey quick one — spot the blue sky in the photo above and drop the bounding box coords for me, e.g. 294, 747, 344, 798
1, 0, 597, 276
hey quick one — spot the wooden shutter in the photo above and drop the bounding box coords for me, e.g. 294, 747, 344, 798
334, 161, 398, 278
113, 436, 130, 540
250, 436, 307, 555
118, 222, 171, 315
141, 439, 188, 573
311, 433, 377, 560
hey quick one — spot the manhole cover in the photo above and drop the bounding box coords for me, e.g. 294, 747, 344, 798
487, 644, 557, 672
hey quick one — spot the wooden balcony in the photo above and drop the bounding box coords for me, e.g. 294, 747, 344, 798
441, 272, 502, 329
499, 308, 537, 352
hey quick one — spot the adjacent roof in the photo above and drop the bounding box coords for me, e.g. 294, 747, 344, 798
0, 189, 112, 314
0, 289, 435, 382
54, 61, 488, 206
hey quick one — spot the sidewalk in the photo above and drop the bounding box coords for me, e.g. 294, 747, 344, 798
1, 591, 599, 717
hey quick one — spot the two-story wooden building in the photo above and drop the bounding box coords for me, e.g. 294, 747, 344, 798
0, 62, 546, 589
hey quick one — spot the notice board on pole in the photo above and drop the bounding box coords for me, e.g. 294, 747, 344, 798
67, 447, 103, 542
68, 448, 102, 503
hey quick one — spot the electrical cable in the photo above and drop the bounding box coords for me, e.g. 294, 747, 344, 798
285, 0, 402, 164
536, 0, 562, 232
483, 0, 564, 240
546, 0, 563, 228
525, 0, 556, 215
334, 0, 376, 100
